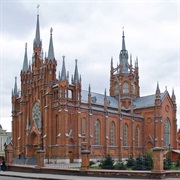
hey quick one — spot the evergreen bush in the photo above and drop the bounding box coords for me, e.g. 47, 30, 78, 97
126, 155, 135, 168
176, 154, 180, 167
114, 159, 127, 170
99, 153, 115, 169
164, 151, 172, 170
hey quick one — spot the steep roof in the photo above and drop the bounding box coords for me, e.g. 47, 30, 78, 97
134, 91, 167, 109
81, 90, 118, 108
82, 90, 168, 110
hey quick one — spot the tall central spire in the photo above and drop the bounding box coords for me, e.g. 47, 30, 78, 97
122, 28, 126, 50
119, 28, 129, 73
33, 5, 42, 49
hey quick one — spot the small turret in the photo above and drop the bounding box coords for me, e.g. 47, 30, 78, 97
88, 84, 91, 95
155, 81, 161, 98
88, 84, 91, 105
74, 59, 79, 84
47, 28, 55, 61
60, 56, 66, 81
104, 88, 107, 111
22, 43, 29, 73
171, 88, 176, 103
155, 82, 162, 107
111, 56, 113, 68
13, 77, 18, 96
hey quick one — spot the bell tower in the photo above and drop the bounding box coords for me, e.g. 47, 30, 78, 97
110, 30, 140, 108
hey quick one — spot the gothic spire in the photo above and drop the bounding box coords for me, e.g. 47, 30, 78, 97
88, 84, 91, 95
119, 28, 129, 72
122, 29, 126, 50
104, 88, 107, 98
61, 56, 66, 81
155, 81, 160, 96
22, 43, 28, 72
172, 88, 176, 100
13, 77, 18, 96
33, 8, 42, 49
48, 27, 55, 61
74, 59, 79, 84
111, 56, 113, 68
58, 71, 60, 80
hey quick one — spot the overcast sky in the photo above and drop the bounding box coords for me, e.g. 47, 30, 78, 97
0, 0, 179, 132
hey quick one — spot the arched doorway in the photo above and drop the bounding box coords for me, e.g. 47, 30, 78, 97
28, 131, 39, 157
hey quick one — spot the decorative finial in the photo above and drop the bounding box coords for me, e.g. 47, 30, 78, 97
62, 55, 65, 60
25, 42, 27, 50
50, 27, 53, 35
122, 27, 124, 36
37, 4, 40, 15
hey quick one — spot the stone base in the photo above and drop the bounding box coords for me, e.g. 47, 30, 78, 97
81, 150, 90, 170
152, 147, 165, 172
36, 150, 45, 168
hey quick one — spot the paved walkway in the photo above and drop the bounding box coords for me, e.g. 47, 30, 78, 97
1, 171, 180, 180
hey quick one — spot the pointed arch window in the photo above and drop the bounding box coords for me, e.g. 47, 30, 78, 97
95, 120, 100, 145
82, 118, 85, 134
135, 125, 140, 147
123, 83, 129, 93
164, 118, 170, 148
110, 121, 115, 146
124, 123, 128, 146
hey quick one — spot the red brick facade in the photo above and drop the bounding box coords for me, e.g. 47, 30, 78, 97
11, 14, 178, 163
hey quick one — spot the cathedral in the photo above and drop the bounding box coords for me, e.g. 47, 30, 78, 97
11, 12, 178, 163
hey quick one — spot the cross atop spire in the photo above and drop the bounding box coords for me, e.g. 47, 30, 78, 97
37, 4, 40, 15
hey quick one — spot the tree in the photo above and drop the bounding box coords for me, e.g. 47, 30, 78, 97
115, 159, 127, 170
164, 151, 172, 170
131, 153, 153, 170
143, 153, 153, 170
176, 154, 180, 167
132, 154, 146, 170
126, 155, 135, 168
99, 153, 115, 169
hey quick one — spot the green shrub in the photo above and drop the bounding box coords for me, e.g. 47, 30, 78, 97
126, 155, 135, 168
164, 151, 172, 170
99, 153, 115, 169
89, 160, 95, 167
176, 154, 180, 167
115, 159, 127, 170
